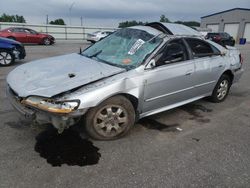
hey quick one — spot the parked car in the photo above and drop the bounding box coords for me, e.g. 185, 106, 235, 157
0, 27, 55, 45
0, 37, 26, 66
87, 31, 113, 43
205, 32, 235, 46
6, 22, 243, 140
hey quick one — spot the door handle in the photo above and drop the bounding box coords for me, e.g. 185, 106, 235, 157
185, 70, 193, 76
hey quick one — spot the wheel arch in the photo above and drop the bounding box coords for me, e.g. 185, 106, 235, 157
92, 92, 139, 113
222, 70, 234, 83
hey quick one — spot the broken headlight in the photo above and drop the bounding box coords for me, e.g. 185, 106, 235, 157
22, 96, 80, 114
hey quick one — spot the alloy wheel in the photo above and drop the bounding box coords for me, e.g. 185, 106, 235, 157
93, 105, 128, 138
217, 80, 229, 100
0, 52, 13, 65
44, 38, 51, 45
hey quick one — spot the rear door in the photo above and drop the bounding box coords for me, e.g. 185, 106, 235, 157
143, 38, 196, 113
12, 28, 27, 43
185, 38, 225, 95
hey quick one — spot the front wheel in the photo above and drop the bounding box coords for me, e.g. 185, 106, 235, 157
210, 75, 231, 103
84, 96, 135, 140
43, 38, 51, 45
0, 50, 15, 66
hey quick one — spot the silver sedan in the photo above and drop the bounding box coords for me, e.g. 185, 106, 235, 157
6, 22, 244, 140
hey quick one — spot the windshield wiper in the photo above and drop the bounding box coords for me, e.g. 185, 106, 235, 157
88, 50, 103, 58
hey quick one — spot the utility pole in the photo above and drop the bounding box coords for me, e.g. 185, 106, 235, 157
69, 2, 75, 25
80, 16, 83, 26
46, 15, 49, 24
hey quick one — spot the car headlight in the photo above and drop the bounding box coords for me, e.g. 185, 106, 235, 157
21, 96, 80, 114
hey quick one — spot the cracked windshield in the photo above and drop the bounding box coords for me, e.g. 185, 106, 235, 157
82, 28, 163, 69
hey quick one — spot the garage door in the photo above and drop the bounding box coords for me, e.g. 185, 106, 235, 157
224, 23, 239, 40
207, 24, 219, 32
243, 23, 250, 42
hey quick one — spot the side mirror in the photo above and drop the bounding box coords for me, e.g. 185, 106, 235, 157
221, 52, 226, 56
146, 59, 156, 69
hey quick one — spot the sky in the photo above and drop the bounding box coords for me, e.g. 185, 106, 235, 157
1, 0, 250, 27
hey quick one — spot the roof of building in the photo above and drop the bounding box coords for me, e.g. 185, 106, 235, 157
201, 8, 250, 19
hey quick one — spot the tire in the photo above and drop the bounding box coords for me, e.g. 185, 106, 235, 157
7, 37, 16, 41
210, 74, 232, 103
43, 38, 51, 45
84, 96, 135, 140
0, 50, 15, 66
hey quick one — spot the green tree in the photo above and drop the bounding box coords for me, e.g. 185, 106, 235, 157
118, 20, 147, 28
49, 18, 65, 25
174, 21, 200, 27
160, 15, 170, 23
0, 13, 26, 23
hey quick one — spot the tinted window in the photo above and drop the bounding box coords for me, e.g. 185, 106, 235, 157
185, 38, 213, 57
12, 28, 25, 33
156, 39, 188, 66
207, 33, 219, 37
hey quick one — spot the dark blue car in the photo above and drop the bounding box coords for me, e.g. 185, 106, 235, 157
0, 37, 26, 66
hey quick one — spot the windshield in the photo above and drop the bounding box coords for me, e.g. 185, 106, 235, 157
82, 28, 163, 70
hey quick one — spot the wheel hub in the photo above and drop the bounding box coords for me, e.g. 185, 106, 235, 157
94, 105, 128, 137
217, 80, 229, 100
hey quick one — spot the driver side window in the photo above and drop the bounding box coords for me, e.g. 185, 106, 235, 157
156, 39, 188, 67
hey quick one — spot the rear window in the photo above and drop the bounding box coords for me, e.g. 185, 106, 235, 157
207, 33, 219, 37
185, 38, 214, 57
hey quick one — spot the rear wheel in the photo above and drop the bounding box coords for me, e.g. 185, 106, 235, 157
0, 50, 15, 66
7, 37, 16, 41
210, 74, 231, 103
84, 96, 135, 140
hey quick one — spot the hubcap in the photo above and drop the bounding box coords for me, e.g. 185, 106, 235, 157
217, 80, 229, 100
0, 52, 12, 65
94, 105, 128, 138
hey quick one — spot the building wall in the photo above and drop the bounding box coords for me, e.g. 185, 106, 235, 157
201, 9, 250, 42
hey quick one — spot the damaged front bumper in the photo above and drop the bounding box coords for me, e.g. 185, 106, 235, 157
6, 86, 88, 133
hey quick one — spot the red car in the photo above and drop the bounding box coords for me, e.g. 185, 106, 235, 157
0, 27, 55, 45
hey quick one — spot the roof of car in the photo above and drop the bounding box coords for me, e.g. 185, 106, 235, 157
130, 25, 164, 36
146, 22, 203, 37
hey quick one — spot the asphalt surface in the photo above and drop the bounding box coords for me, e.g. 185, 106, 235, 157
0, 41, 250, 188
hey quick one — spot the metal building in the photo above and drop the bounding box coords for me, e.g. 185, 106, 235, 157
201, 8, 250, 42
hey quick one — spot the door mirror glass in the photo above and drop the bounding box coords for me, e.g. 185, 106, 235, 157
146, 59, 156, 69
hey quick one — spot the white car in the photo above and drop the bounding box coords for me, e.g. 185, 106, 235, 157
87, 31, 113, 43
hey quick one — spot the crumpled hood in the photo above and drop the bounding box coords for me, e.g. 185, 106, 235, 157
7, 53, 125, 97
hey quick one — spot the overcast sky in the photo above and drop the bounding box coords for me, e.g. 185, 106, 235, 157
1, 0, 250, 27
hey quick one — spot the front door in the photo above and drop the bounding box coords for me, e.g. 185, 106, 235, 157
143, 39, 196, 114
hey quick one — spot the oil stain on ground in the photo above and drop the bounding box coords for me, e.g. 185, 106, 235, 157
139, 118, 181, 132
5, 120, 30, 129
181, 104, 212, 123
35, 128, 101, 167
